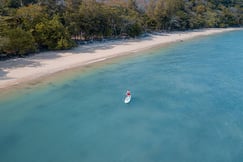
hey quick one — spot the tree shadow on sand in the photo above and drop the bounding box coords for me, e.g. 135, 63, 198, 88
0, 59, 42, 79
0, 68, 10, 80
0, 58, 42, 69
72, 35, 157, 54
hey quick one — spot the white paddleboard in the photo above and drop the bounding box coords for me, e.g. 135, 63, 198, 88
124, 95, 131, 104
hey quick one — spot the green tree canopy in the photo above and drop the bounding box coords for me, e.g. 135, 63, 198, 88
34, 15, 74, 50
1, 28, 36, 55
0, 0, 242, 57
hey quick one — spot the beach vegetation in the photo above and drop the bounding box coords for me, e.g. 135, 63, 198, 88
0, 0, 242, 58
1, 28, 37, 55
34, 15, 74, 50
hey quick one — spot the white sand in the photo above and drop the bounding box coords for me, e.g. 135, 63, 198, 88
0, 28, 241, 89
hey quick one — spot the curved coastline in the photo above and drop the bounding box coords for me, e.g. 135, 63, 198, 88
0, 28, 242, 90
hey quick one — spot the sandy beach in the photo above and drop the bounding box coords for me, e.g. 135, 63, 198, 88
0, 28, 241, 89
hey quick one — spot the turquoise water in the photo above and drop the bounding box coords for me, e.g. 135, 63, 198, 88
1, 30, 243, 162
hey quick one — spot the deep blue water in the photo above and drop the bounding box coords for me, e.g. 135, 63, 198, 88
1, 30, 243, 162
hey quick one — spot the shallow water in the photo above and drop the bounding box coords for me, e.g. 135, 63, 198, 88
1, 30, 243, 162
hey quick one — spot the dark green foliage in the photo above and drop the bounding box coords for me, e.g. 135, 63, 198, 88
126, 21, 143, 37
34, 16, 74, 50
78, 1, 111, 39
15, 4, 45, 31
4, 0, 21, 8
1, 28, 36, 55
0, 0, 242, 57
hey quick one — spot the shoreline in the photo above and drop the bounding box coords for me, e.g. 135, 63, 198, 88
0, 28, 242, 90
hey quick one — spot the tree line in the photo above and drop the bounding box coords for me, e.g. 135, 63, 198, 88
0, 0, 242, 57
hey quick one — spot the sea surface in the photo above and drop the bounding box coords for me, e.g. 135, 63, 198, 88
1, 30, 243, 162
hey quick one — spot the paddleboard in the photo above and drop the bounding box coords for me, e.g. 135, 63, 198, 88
124, 95, 131, 104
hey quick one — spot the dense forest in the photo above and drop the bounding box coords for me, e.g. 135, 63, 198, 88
0, 0, 242, 57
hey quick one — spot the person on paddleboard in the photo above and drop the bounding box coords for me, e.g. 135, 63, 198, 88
126, 90, 131, 96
